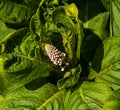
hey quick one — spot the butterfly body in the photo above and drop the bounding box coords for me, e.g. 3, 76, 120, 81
45, 44, 69, 71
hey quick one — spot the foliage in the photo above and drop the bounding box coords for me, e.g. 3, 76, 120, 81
0, 0, 120, 109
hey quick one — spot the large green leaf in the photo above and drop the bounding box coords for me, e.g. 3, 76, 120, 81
83, 12, 109, 40
64, 81, 112, 110
0, 1, 34, 23
0, 55, 53, 94
111, 0, 120, 36
0, 83, 58, 110
89, 37, 120, 90
102, 88, 120, 110
0, 28, 54, 94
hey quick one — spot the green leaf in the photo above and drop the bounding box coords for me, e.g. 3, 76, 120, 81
30, 0, 44, 36
0, 1, 34, 23
0, 28, 33, 54
52, 6, 76, 61
111, 0, 120, 36
0, 83, 58, 110
64, 81, 112, 110
90, 36, 120, 90
30, 0, 51, 44
1, 56, 53, 94
52, 3, 83, 62
76, 19, 84, 60
102, 88, 120, 110
37, 89, 66, 110
0, 20, 15, 41
83, 12, 109, 40
65, 3, 78, 18
57, 65, 81, 89
0, 28, 54, 94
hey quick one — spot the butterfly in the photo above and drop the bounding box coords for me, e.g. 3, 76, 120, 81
45, 44, 69, 71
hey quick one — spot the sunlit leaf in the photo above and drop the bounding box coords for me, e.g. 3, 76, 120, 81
102, 88, 120, 110
64, 81, 112, 110
111, 0, 120, 36
83, 12, 109, 40
90, 37, 120, 90
0, 83, 58, 110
